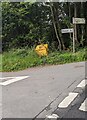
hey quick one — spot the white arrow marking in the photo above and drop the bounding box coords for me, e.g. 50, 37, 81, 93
0, 76, 29, 86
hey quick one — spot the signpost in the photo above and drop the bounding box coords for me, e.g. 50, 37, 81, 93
61, 17, 85, 53
72, 17, 85, 53
73, 18, 85, 24
61, 28, 75, 53
61, 28, 73, 33
73, 28, 75, 53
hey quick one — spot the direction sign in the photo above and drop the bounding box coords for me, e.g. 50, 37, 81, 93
61, 28, 73, 33
73, 18, 85, 24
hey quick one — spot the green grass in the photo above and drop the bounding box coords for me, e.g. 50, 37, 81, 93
0, 48, 86, 72
0, 54, 2, 71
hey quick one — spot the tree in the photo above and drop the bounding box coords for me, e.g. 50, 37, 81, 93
2, 2, 86, 51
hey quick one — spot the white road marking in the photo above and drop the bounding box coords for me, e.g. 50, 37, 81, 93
58, 92, 78, 108
0, 76, 29, 86
79, 98, 87, 111
46, 114, 59, 119
0, 77, 15, 80
77, 79, 87, 88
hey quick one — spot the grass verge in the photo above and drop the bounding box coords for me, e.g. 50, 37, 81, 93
0, 48, 86, 72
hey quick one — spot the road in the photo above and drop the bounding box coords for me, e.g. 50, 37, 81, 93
0, 62, 86, 119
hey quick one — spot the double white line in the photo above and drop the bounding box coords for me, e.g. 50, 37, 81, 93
46, 79, 87, 119
58, 92, 79, 108
77, 79, 87, 111
58, 79, 87, 111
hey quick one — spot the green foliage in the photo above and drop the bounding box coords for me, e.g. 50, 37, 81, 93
1, 48, 86, 72
2, 2, 52, 51
2, 2, 87, 51
1, 2, 86, 72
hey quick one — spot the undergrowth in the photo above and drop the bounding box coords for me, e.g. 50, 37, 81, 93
0, 48, 86, 72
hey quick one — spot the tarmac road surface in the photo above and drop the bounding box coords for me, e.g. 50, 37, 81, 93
0, 62, 86, 119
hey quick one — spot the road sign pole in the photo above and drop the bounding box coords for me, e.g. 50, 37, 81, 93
73, 25, 75, 53
61, 28, 74, 52
72, 17, 85, 53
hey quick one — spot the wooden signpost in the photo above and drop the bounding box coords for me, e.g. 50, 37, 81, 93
73, 18, 85, 24
61, 28, 73, 33
61, 18, 85, 53
61, 28, 75, 53
73, 17, 85, 53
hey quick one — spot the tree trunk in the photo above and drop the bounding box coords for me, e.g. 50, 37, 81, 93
69, 3, 72, 40
49, 2, 62, 51
53, 2, 65, 50
74, 3, 78, 43
80, 2, 84, 46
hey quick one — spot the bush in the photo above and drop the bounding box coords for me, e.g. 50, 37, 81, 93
1, 48, 86, 72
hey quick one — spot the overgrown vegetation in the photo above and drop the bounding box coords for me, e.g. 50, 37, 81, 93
1, 2, 87, 72
2, 2, 87, 51
1, 48, 86, 72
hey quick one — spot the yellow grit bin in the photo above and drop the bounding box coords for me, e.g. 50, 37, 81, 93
35, 44, 48, 56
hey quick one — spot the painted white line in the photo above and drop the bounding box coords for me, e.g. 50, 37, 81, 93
77, 79, 87, 88
0, 76, 29, 86
46, 114, 59, 119
79, 98, 87, 111
58, 92, 78, 108
0, 77, 14, 80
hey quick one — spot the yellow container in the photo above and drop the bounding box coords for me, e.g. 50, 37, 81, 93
35, 44, 48, 56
